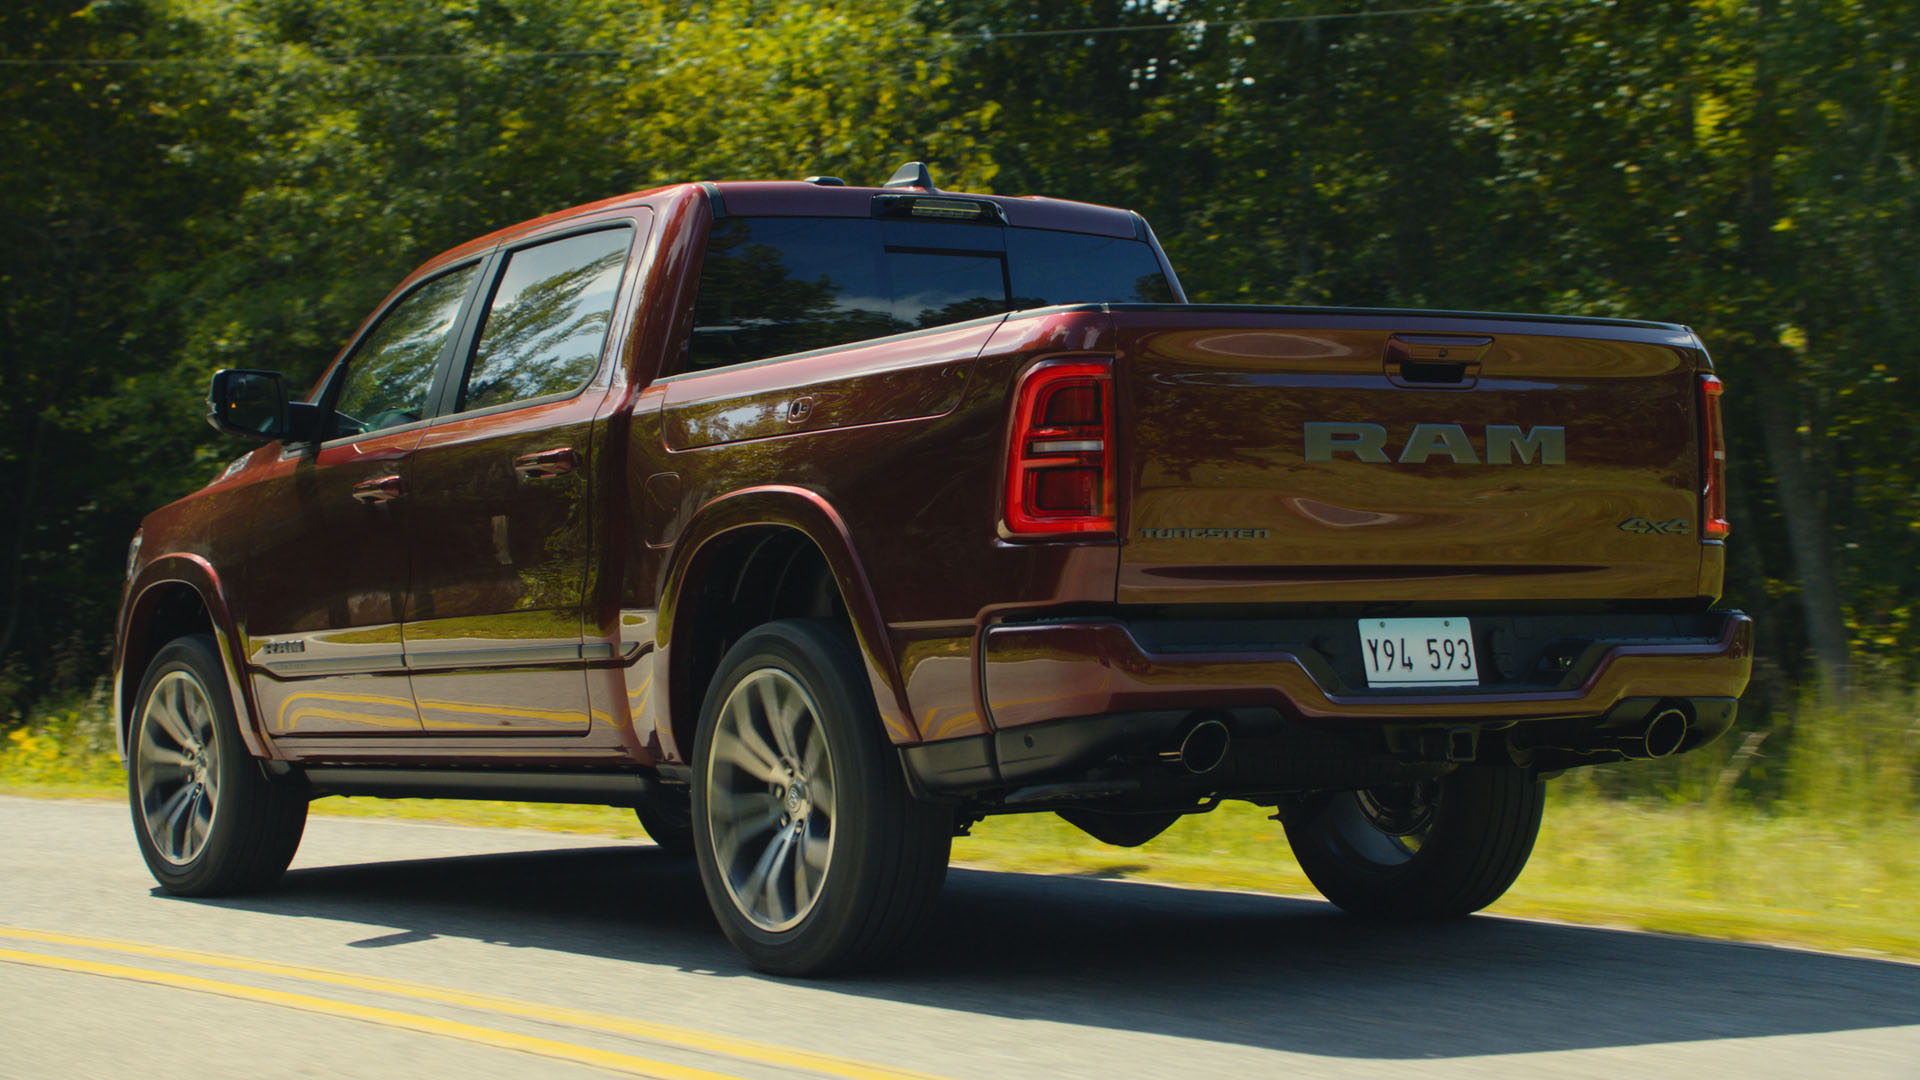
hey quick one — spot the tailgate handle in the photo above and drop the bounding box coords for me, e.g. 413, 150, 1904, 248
1387, 334, 1491, 387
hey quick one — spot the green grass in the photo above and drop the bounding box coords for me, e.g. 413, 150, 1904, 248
1, 699, 126, 792
949, 794, 1920, 961
7, 688, 1916, 962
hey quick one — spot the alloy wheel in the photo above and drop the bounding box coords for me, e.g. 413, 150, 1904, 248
136, 670, 222, 866
704, 667, 836, 932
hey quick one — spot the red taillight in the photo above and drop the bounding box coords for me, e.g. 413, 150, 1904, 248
1005, 359, 1115, 536
1699, 374, 1729, 540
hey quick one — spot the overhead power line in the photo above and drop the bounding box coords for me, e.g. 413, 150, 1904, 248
0, 1, 1559, 68
959, 1, 1529, 38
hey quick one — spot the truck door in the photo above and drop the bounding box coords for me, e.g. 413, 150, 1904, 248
401, 219, 643, 733
241, 261, 487, 736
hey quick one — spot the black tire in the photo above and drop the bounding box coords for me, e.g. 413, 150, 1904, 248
691, 620, 951, 976
633, 786, 695, 856
127, 635, 308, 896
1283, 766, 1544, 918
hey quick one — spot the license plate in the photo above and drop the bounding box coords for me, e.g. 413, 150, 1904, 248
1358, 617, 1479, 687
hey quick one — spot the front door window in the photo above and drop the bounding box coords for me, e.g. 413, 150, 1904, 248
329, 264, 479, 438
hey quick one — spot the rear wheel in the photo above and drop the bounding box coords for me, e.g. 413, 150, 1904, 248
1283, 766, 1543, 918
691, 620, 950, 975
128, 635, 307, 895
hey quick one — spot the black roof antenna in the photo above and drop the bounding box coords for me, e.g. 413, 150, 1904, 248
883, 162, 935, 191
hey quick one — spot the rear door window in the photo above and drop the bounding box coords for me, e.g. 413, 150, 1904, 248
457, 225, 633, 412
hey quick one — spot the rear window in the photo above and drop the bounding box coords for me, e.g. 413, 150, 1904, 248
687, 217, 1173, 371
1006, 229, 1177, 310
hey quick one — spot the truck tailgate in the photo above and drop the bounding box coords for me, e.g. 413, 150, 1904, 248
1113, 306, 1709, 606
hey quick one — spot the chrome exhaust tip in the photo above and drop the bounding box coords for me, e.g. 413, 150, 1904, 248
1643, 705, 1691, 759
1175, 717, 1232, 775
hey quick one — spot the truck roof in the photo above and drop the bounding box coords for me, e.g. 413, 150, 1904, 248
708, 180, 1143, 239
417, 177, 1144, 278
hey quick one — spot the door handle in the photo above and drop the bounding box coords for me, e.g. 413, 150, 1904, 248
514, 447, 577, 480
351, 475, 406, 504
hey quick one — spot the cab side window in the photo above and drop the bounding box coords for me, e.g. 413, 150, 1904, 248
329, 263, 479, 439
457, 226, 633, 413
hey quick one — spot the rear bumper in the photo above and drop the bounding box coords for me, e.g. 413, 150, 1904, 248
898, 610, 1750, 799
981, 610, 1751, 728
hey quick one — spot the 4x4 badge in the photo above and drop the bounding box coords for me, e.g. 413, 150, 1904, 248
1618, 517, 1689, 536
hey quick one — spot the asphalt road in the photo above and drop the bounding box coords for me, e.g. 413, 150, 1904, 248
3, 794, 1916, 1080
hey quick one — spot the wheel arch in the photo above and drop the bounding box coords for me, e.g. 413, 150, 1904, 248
115, 555, 270, 762
659, 485, 913, 766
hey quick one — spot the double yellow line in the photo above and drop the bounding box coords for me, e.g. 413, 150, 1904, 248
0, 926, 946, 1080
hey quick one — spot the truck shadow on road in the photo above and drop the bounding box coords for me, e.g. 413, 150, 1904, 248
181, 842, 1920, 1061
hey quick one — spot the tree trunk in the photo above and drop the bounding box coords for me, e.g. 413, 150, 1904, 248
1734, 0, 1850, 693
0, 414, 48, 668
1755, 385, 1852, 692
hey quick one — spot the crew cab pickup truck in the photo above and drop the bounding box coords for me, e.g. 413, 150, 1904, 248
115, 163, 1752, 974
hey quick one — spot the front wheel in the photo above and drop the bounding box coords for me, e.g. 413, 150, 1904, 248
692, 620, 951, 975
1283, 766, 1544, 919
128, 635, 308, 895
633, 785, 694, 856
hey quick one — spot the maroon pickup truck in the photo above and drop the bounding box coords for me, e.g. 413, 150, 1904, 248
114, 163, 1751, 974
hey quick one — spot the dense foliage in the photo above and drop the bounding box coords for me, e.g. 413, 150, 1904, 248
3, 0, 1916, 727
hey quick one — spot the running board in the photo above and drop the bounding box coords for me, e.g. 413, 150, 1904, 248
298, 766, 657, 806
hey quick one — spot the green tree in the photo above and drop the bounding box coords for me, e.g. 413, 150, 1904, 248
4, 0, 1917, 720
0, 0, 231, 704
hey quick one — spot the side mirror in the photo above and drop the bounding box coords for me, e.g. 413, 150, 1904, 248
205, 369, 316, 442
